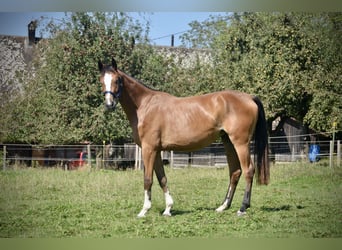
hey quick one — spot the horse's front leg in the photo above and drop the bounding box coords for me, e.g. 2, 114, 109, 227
154, 152, 173, 216
137, 146, 156, 218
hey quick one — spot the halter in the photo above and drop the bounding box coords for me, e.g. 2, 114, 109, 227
103, 77, 123, 99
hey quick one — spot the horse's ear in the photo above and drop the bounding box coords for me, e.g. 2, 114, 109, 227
98, 60, 103, 72
111, 58, 117, 71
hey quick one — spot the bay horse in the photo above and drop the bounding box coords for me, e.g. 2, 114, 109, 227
98, 58, 270, 217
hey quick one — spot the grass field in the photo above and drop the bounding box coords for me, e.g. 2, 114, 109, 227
0, 161, 341, 238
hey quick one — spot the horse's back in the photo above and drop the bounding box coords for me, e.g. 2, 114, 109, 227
186, 90, 258, 144
138, 89, 258, 151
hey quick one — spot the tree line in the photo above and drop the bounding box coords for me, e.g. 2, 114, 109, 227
1, 12, 341, 144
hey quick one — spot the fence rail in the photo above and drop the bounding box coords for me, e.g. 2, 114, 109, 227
1, 138, 341, 170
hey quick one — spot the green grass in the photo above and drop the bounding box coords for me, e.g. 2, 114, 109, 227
0, 162, 341, 238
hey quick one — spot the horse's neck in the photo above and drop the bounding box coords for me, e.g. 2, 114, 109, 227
119, 70, 154, 125
119, 70, 154, 108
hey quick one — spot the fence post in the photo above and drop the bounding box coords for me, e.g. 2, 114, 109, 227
291, 144, 295, 162
329, 140, 333, 168
135, 144, 138, 170
3, 145, 6, 170
135, 144, 142, 170
170, 150, 174, 168
87, 144, 91, 168
337, 140, 341, 167
138, 146, 142, 170
102, 141, 105, 169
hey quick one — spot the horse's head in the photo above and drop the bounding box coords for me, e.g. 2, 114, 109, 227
98, 58, 123, 111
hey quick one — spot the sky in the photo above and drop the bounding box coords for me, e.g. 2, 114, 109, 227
0, 12, 225, 47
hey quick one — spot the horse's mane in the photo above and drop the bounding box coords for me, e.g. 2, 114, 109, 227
119, 69, 160, 92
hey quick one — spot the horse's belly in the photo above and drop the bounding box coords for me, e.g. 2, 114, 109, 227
161, 128, 220, 151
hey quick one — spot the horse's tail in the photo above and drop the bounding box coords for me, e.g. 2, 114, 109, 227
253, 96, 270, 185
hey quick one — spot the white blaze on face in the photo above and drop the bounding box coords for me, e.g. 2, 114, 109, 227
104, 73, 113, 106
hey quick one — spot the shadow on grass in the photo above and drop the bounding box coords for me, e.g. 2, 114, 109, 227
166, 204, 303, 216
261, 205, 292, 212
260, 204, 306, 212
163, 209, 192, 216
163, 206, 216, 216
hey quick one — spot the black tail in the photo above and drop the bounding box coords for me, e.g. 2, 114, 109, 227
253, 96, 270, 185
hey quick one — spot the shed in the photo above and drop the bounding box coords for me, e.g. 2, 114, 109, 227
270, 116, 309, 162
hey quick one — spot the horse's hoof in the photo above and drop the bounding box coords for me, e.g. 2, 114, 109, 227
162, 211, 172, 217
216, 205, 227, 212
237, 210, 247, 216
137, 209, 148, 218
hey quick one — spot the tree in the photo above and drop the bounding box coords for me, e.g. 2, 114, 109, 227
140, 52, 217, 97
2, 12, 152, 144
215, 13, 313, 120
179, 14, 230, 49
303, 13, 342, 132
2, 12, 340, 144
181, 12, 342, 133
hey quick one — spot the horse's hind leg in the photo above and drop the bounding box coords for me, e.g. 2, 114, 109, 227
216, 132, 242, 212
236, 145, 255, 216
154, 152, 173, 216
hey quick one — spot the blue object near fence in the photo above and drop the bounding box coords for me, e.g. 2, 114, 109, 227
309, 144, 320, 162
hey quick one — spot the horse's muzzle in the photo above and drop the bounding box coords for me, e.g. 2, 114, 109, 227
105, 103, 115, 111
104, 100, 118, 111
